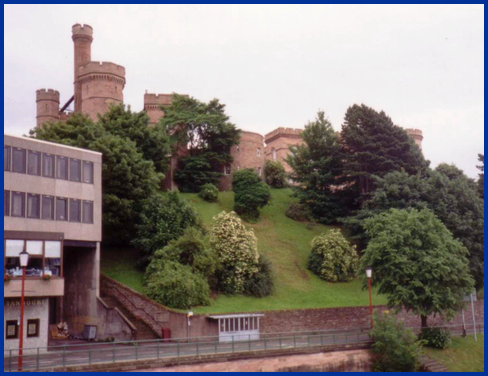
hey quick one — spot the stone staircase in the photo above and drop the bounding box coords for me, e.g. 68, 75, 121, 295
420, 356, 449, 372
101, 296, 160, 341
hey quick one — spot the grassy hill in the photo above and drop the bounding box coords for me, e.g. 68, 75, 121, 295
101, 188, 387, 314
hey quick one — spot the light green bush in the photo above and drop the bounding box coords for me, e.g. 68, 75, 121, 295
198, 183, 219, 202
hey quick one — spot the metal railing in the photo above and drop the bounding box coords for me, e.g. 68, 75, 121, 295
3, 323, 483, 372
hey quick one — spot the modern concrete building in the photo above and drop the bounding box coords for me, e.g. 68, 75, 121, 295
4, 134, 131, 353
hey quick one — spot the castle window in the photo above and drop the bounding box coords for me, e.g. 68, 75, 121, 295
258, 167, 262, 177
272, 148, 277, 161
257, 148, 261, 157
237, 146, 240, 152
28, 151, 41, 176
224, 165, 231, 175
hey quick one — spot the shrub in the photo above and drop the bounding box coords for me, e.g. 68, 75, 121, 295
243, 254, 274, 297
370, 311, 424, 372
133, 191, 203, 266
264, 160, 287, 188
145, 227, 218, 279
233, 169, 271, 221
418, 327, 452, 349
308, 229, 359, 282
210, 211, 260, 294
144, 261, 210, 309
198, 183, 219, 202
285, 203, 310, 222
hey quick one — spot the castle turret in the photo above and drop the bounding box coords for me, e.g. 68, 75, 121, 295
143, 93, 174, 126
264, 127, 304, 173
36, 89, 60, 128
78, 61, 126, 121
72, 24, 93, 114
405, 128, 423, 151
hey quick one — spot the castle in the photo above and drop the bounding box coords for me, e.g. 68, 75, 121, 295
36, 24, 423, 190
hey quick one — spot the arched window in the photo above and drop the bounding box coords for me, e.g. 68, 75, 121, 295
272, 148, 277, 161
258, 167, 262, 177
257, 148, 261, 157
224, 165, 231, 175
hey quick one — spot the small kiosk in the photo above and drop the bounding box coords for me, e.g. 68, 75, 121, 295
209, 313, 264, 342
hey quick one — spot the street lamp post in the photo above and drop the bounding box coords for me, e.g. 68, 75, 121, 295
18, 250, 29, 371
366, 266, 374, 329
187, 311, 193, 342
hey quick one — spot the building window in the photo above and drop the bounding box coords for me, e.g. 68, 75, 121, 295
69, 199, 81, 222
45, 241, 61, 277
6, 320, 18, 340
27, 151, 41, 176
4, 146, 10, 171
258, 167, 262, 177
26, 240, 43, 277
27, 194, 41, 219
42, 154, 55, 178
83, 201, 94, 224
70, 159, 81, 182
272, 148, 277, 161
4, 190, 10, 216
27, 319, 40, 338
42, 195, 55, 220
56, 156, 68, 180
257, 148, 261, 157
224, 165, 231, 175
5, 240, 62, 278
236, 146, 240, 152
5, 240, 24, 276
12, 148, 26, 174
237, 166, 240, 171
56, 197, 68, 221
83, 161, 94, 184
11, 192, 25, 217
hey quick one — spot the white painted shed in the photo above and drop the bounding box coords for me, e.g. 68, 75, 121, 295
209, 313, 265, 342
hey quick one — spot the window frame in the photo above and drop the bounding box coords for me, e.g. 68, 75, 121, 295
12, 147, 26, 174
82, 161, 94, 184
82, 200, 94, 224
69, 158, 81, 182
11, 191, 25, 218
6, 320, 18, 340
27, 193, 41, 219
4, 190, 10, 217
42, 195, 55, 221
27, 319, 40, 338
42, 153, 56, 179
56, 156, 68, 180
55, 197, 68, 221
27, 150, 42, 176
69, 199, 81, 223
4, 145, 11, 171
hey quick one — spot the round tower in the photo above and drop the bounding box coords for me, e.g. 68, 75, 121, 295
405, 128, 423, 151
231, 131, 266, 174
36, 89, 60, 128
72, 23, 93, 113
78, 61, 126, 121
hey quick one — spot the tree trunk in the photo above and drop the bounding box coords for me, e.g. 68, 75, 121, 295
421, 315, 428, 328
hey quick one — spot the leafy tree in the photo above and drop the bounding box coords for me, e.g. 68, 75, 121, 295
243, 254, 274, 298
29, 113, 163, 244
198, 183, 219, 202
233, 169, 271, 221
361, 208, 474, 328
210, 211, 260, 294
286, 111, 348, 224
341, 104, 429, 195
264, 160, 287, 188
477, 153, 484, 199
161, 94, 241, 192
308, 229, 359, 282
370, 311, 424, 372
346, 165, 484, 288
144, 261, 210, 309
133, 191, 203, 265
98, 104, 171, 174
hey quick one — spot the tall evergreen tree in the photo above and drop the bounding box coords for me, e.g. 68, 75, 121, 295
161, 94, 241, 192
477, 153, 484, 199
341, 104, 429, 195
286, 111, 350, 223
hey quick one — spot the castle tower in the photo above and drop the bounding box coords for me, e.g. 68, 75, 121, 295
264, 128, 304, 173
78, 62, 126, 121
405, 128, 423, 151
143, 93, 174, 126
36, 89, 60, 128
72, 24, 93, 114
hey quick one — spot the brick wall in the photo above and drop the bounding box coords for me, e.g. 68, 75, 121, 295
101, 275, 484, 340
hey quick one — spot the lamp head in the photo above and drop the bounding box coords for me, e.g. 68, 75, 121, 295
365, 266, 372, 279
19, 251, 29, 268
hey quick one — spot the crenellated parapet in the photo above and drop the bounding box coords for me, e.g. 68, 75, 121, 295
36, 89, 60, 102
36, 89, 60, 128
72, 23, 93, 41
405, 128, 424, 150
78, 61, 126, 85
265, 127, 303, 144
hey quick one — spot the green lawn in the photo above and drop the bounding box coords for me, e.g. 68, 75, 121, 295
425, 335, 484, 372
101, 188, 387, 314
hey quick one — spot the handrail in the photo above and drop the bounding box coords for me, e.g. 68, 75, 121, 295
98, 296, 138, 336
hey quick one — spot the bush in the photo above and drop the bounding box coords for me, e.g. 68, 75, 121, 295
308, 229, 359, 282
285, 203, 311, 222
370, 311, 424, 372
264, 160, 287, 188
198, 183, 219, 202
210, 211, 260, 294
243, 254, 274, 297
133, 191, 203, 266
418, 327, 452, 349
233, 169, 271, 221
144, 261, 210, 309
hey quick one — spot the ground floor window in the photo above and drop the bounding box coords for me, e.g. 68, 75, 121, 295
6, 320, 18, 340
27, 319, 40, 338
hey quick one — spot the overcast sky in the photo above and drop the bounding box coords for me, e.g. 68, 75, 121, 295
4, 4, 484, 178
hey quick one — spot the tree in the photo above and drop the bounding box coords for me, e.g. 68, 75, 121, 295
29, 113, 163, 244
341, 104, 429, 196
346, 165, 484, 288
233, 169, 271, 221
210, 211, 260, 294
161, 94, 241, 192
308, 229, 359, 282
477, 153, 484, 199
264, 160, 286, 188
361, 208, 474, 328
286, 111, 350, 224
